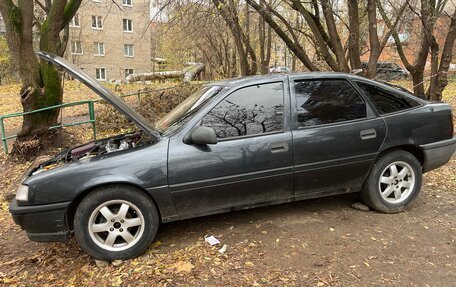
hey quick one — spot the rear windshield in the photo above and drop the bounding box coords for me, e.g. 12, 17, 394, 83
355, 81, 421, 115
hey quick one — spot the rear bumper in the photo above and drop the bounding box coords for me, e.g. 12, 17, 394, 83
9, 199, 71, 242
421, 137, 456, 172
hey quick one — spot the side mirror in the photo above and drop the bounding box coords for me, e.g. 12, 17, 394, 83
184, 126, 217, 145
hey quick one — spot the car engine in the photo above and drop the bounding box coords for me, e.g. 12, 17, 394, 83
30, 131, 152, 176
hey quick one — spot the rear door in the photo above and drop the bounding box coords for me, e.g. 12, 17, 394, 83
168, 81, 294, 217
290, 76, 386, 198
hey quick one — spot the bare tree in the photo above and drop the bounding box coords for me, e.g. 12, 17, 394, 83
245, 0, 318, 71
347, 0, 362, 70
258, 0, 272, 74
247, 0, 406, 75
432, 9, 456, 100
377, 0, 454, 98
212, 0, 258, 76
365, 0, 408, 78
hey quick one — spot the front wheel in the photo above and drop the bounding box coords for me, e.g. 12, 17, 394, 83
362, 150, 422, 213
74, 185, 159, 261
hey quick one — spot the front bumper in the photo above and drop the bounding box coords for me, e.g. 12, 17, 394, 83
421, 137, 456, 173
9, 199, 72, 242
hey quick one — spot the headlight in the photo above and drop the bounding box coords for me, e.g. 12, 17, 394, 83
16, 185, 29, 201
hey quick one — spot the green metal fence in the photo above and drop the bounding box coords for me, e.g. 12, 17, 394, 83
0, 100, 96, 154
0, 84, 185, 154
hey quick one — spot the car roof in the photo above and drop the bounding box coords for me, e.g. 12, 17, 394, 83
207, 72, 369, 88
205, 71, 422, 102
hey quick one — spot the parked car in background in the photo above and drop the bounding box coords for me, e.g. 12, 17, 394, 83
9, 52, 456, 261
269, 66, 292, 73
361, 62, 410, 81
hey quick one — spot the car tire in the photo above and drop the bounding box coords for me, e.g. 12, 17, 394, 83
74, 185, 159, 261
362, 150, 422, 213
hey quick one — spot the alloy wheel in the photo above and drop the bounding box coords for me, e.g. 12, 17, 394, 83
378, 161, 416, 204
88, 200, 145, 252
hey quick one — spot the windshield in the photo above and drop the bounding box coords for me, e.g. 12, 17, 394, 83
155, 86, 223, 134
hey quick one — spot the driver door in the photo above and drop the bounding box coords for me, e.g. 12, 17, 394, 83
167, 81, 294, 217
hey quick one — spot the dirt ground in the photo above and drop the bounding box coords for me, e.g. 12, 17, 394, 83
0, 154, 454, 286
0, 80, 455, 286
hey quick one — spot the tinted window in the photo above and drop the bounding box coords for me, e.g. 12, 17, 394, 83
355, 81, 420, 115
202, 82, 284, 139
294, 80, 366, 127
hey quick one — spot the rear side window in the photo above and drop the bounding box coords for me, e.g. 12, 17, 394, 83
201, 82, 284, 139
355, 81, 420, 115
294, 79, 367, 127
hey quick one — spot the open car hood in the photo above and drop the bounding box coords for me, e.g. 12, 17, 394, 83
36, 51, 160, 140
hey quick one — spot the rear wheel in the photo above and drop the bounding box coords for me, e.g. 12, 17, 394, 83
74, 185, 159, 261
362, 150, 422, 213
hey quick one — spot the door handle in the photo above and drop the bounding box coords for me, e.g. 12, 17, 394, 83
270, 142, 289, 153
360, 129, 377, 140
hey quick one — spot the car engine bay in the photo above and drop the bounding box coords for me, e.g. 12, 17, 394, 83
30, 131, 152, 176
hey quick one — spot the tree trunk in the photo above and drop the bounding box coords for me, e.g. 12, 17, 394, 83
366, 0, 380, 78
247, 0, 318, 71
427, 39, 439, 100
258, 1, 268, 74
291, 0, 339, 71
376, 0, 431, 96
411, 70, 426, 98
321, 0, 350, 72
212, 0, 256, 76
432, 11, 456, 101
0, 0, 81, 156
20, 62, 63, 137
347, 0, 361, 70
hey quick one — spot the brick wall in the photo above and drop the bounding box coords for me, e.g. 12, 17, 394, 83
66, 0, 151, 81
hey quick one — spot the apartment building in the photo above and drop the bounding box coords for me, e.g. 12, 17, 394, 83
66, 0, 151, 81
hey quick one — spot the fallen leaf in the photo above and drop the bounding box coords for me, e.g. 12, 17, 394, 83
173, 261, 194, 273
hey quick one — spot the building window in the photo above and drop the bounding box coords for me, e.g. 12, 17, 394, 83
125, 68, 134, 78
96, 68, 106, 81
123, 0, 132, 6
94, 42, 105, 56
71, 41, 83, 54
124, 44, 134, 57
92, 15, 103, 29
123, 19, 133, 32
70, 14, 80, 27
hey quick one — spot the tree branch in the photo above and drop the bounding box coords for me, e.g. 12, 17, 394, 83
35, 0, 49, 14
376, 0, 413, 70
246, 0, 319, 71
62, 0, 83, 30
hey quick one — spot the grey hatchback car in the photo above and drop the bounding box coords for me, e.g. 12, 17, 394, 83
9, 52, 456, 260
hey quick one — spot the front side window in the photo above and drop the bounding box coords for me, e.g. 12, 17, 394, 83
92, 15, 103, 29
124, 44, 134, 57
202, 82, 284, 139
123, 19, 133, 32
94, 42, 105, 55
294, 79, 366, 127
71, 41, 83, 54
95, 68, 106, 81
355, 81, 420, 115
123, 0, 132, 6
